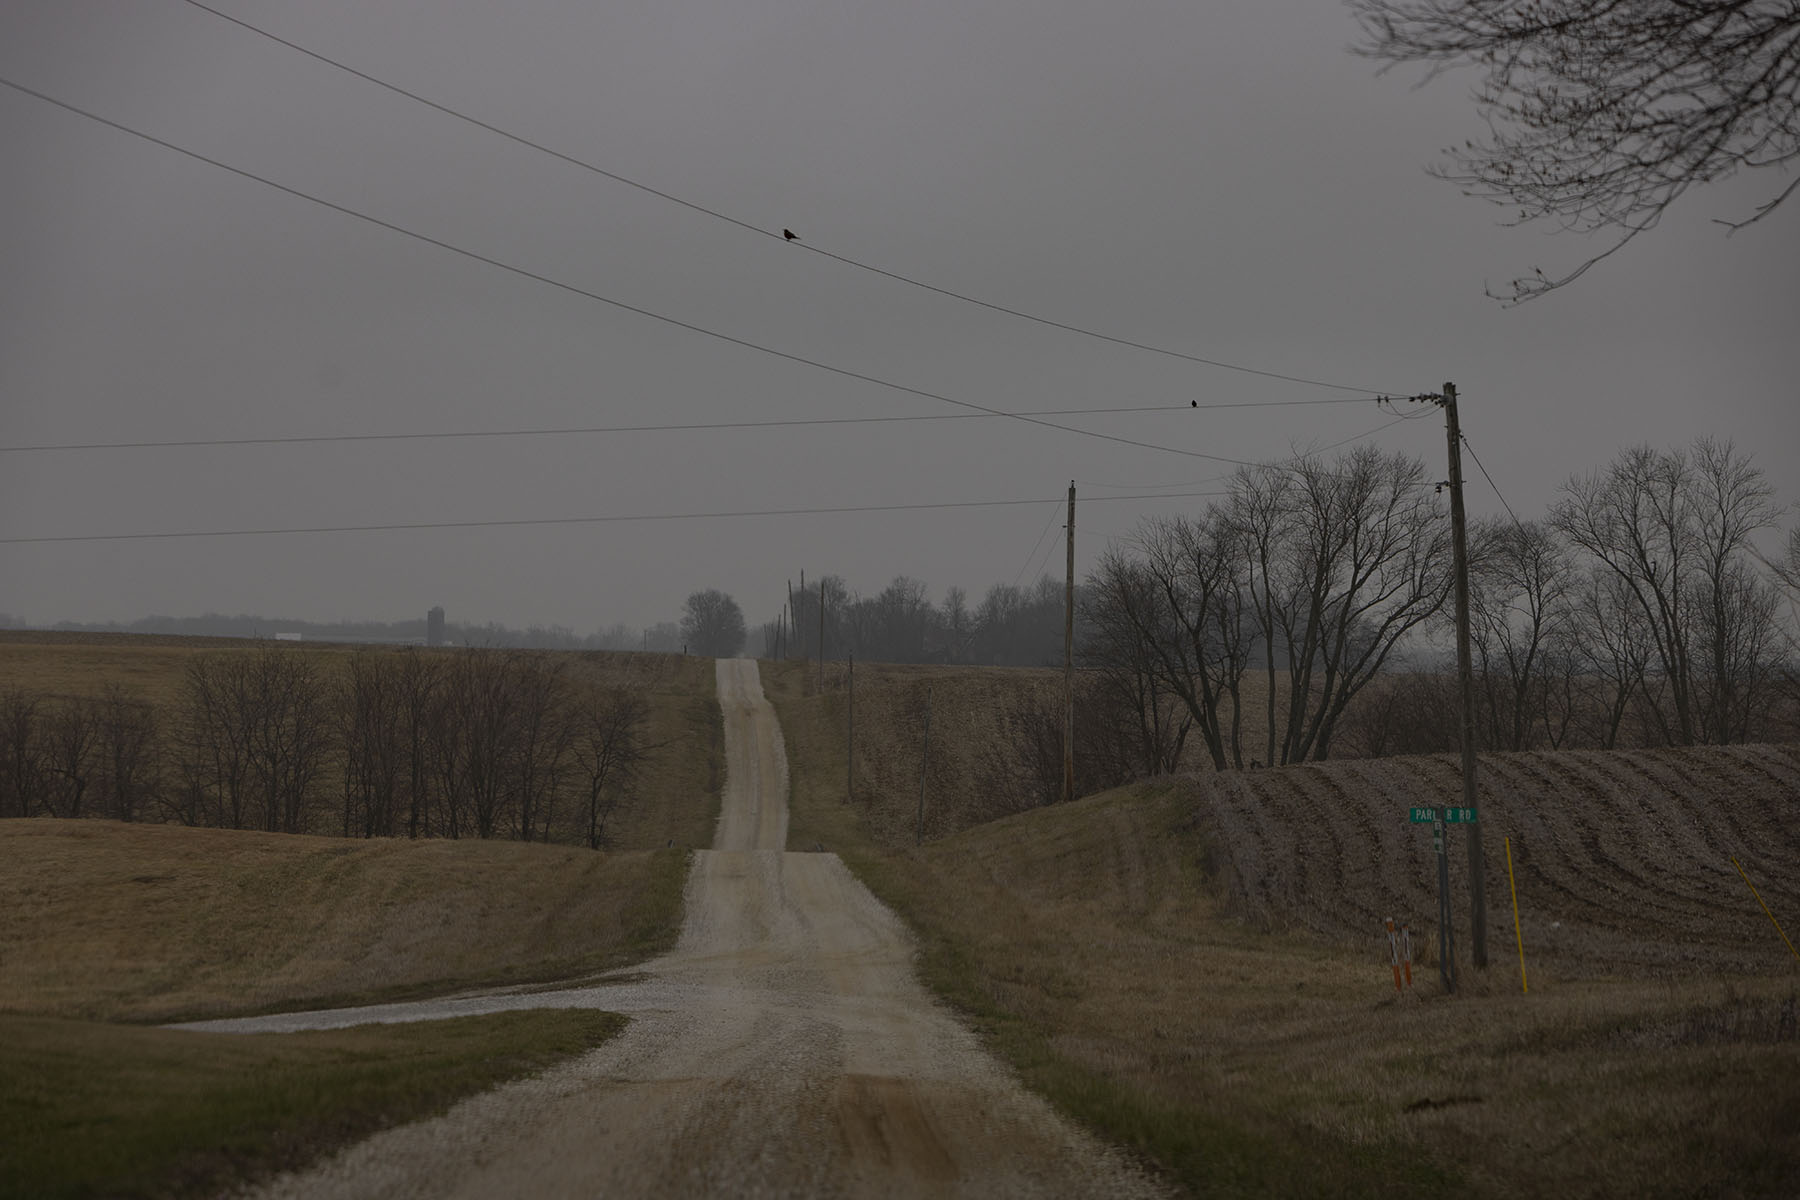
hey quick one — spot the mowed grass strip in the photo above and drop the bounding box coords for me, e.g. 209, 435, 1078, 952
0, 1008, 626, 1200
767, 665, 1800, 1199
1, 821, 690, 1022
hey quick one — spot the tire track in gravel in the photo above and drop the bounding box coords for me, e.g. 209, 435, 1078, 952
191, 659, 1169, 1200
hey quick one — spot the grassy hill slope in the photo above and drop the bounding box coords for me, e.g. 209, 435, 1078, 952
0, 821, 689, 1023
767, 659, 1800, 1199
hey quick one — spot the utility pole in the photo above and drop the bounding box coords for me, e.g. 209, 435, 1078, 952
1443, 381, 1488, 968
1063, 481, 1075, 807
818, 579, 826, 692
1411, 381, 1488, 971
915, 686, 933, 845
846, 652, 855, 804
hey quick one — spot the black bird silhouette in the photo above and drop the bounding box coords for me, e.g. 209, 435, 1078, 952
783, 228, 799, 241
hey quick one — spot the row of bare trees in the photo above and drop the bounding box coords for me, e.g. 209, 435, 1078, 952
1, 647, 656, 847
767, 573, 1077, 668
1087, 439, 1798, 770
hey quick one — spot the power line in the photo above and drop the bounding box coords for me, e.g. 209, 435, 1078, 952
177, 0, 1403, 397
1461, 433, 1526, 527
1009, 502, 1066, 592
0, 74, 1389, 470
0, 489, 1230, 546
0, 402, 1328, 455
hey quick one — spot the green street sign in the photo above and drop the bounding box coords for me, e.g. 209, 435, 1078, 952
1409, 806, 1478, 824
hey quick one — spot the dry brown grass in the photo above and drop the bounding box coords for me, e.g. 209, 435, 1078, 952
0, 631, 261, 708
766, 660, 1800, 1198
0, 820, 688, 1022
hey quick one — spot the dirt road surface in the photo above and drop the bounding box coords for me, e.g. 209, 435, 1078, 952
193, 659, 1166, 1199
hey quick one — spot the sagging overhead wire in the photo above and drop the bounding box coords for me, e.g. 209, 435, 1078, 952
0, 74, 1392, 471
177, 0, 1402, 397
0, 403, 1332, 456
0, 490, 1231, 546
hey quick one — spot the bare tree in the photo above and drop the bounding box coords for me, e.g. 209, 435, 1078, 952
339, 650, 403, 838
680, 589, 747, 658
868, 576, 933, 663
572, 682, 651, 849
1129, 513, 1254, 770
1082, 552, 1192, 776
178, 655, 253, 828
939, 586, 972, 663
175, 648, 329, 832
394, 649, 441, 839
1467, 518, 1575, 749
1259, 448, 1453, 763
94, 684, 159, 822
1352, 0, 1800, 301
511, 655, 573, 843
246, 649, 330, 833
44, 697, 100, 819
1552, 438, 1781, 744
0, 689, 47, 818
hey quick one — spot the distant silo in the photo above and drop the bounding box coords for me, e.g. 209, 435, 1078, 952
427, 606, 445, 647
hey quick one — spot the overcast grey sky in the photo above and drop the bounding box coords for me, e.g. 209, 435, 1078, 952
2, 0, 1794, 633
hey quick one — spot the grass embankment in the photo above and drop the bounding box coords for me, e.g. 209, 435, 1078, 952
766, 658, 1800, 1199
1, 821, 690, 1021
0, 1009, 625, 1200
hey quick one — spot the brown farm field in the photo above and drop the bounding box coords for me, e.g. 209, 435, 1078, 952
767, 656, 1800, 1198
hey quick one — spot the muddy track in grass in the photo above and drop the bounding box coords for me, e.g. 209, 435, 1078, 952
194, 659, 1167, 1200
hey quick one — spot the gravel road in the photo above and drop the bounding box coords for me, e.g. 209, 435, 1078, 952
198, 658, 1166, 1199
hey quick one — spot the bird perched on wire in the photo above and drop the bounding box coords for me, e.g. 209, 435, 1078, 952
783, 228, 799, 241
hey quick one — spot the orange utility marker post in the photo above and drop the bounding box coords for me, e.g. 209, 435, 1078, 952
1505, 837, 1528, 994
1732, 856, 1800, 965
1384, 918, 1414, 992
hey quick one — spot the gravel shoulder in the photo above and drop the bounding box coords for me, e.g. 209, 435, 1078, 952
209, 658, 1166, 1199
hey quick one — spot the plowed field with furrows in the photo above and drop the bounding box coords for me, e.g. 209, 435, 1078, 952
1195, 744, 1800, 977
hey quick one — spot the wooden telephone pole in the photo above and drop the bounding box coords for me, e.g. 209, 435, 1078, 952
1443, 382, 1489, 968
1062, 482, 1075, 807
1414, 382, 1488, 972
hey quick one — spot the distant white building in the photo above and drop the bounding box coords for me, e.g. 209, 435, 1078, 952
274, 632, 303, 642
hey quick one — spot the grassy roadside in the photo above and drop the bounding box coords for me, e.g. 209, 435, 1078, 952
0, 821, 692, 1023
763, 659, 1800, 1199
0, 1009, 626, 1200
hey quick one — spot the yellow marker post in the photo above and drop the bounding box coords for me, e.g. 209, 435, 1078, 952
1733, 856, 1800, 964
1505, 836, 1528, 994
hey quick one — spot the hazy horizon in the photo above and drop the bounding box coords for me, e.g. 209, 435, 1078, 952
5, 0, 1795, 633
